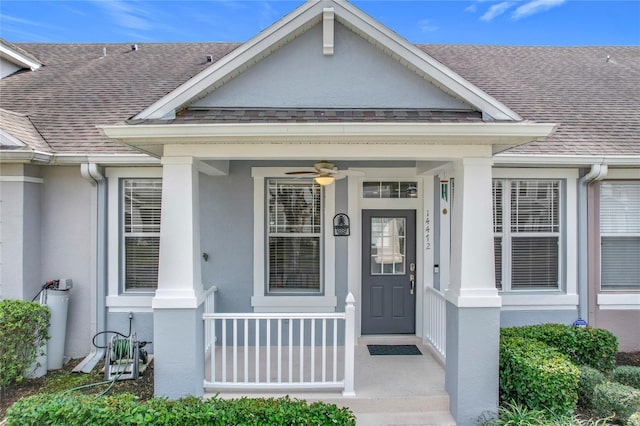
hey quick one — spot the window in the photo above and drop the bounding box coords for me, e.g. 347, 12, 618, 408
267, 179, 322, 293
600, 180, 640, 291
122, 178, 162, 291
493, 179, 561, 291
363, 181, 418, 198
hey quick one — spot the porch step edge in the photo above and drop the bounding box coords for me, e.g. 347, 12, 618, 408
355, 410, 456, 426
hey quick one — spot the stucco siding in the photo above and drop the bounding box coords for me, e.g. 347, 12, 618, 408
40, 166, 94, 358
192, 23, 471, 110
500, 309, 579, 328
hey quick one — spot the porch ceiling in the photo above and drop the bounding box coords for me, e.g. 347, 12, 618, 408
99, 121, 557, 159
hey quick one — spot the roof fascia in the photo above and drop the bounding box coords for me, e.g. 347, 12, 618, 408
0, 44, 42, 71
0, 149, 52, 163
134, 1, 323, 120
495, 153, 640, 167
100, 121, 556, 158
331, 1, 521, 121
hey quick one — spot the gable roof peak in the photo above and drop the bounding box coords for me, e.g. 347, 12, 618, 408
133, 0, 521, 122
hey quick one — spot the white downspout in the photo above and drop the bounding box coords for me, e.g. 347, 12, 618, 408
577, 164, 607, 323
75, 164, 107, 372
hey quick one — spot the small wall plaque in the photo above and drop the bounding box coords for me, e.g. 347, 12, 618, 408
333, 213, 350, 236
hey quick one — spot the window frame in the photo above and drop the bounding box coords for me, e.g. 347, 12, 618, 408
106, 167, 163, 311
251, 168, 336, 312
492, 168, 578, 309
597, 171, 640, 308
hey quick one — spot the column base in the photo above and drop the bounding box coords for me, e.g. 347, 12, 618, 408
445, 301, 500, 426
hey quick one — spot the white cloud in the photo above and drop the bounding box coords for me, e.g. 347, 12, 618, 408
480, 2, 514, 22
90, 0, 153, 31
464, 4, 478, 13
512, 0, 566, 20
419, 19, 438, 32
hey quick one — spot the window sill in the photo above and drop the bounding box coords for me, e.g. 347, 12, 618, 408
251, 295, 337, 313
500, 293, 578, 310
106, 295, 153, 312
598, 293, 640, 310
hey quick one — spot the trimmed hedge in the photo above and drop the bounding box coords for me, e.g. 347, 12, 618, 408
0, 299, 50, 389
592, 381, 640, 424
501, 323, 618, 372
613, 366, 640, 390
499, 335, 579, 415
5, 393, 356, 426
577, 365, 607, 409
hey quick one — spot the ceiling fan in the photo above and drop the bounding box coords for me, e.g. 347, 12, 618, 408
285, 161, 364, 186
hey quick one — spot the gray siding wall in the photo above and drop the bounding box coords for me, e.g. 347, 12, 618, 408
500, 309, 579, 327
193, 23, 471, 110
0, 58, 22, 79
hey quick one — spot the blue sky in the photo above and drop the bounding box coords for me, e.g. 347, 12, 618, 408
1, 1, 638, 46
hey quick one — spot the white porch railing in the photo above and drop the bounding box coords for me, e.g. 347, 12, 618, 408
204, 286, 218, 356
425, 287, 446, 361
203, 293, 356, 396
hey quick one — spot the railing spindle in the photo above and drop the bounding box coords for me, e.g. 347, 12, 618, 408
277, 318, 282, 383
255, 318, 260, 383
299, 318, 304, 383
266, 319, 271, 384
233, 319, 237, 383
222, 319, 227, 382
322, 318, 326, 382
333, 318, 338, 382
244, 319, 249, 383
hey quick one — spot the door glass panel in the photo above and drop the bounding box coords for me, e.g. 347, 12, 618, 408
371, 217, 405, 275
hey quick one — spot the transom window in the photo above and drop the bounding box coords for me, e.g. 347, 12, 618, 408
363, 181, 418, 198
600, 180, 640, 291
122, 178, 162, 291
267, 179, 322, 293
493, 179, 561, 291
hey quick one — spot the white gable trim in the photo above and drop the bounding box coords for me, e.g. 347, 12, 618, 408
0, 44, 41, 71
0, 128, 26, 146
133, 0, 521, 122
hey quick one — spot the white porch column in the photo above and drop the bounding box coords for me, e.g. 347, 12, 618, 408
153, 156, 204, 398
445, 157, 501, 425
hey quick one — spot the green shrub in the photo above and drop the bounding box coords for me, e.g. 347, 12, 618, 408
578, 365, 607, 409
592, 381, 640, 424
499, 335, 579, 416
501, 324, 618, 372
482, 401, 613, 425
5, 393, 356, 426
0, 299, 50, 389
613, 366, 640, 390
628, 411, 640, 426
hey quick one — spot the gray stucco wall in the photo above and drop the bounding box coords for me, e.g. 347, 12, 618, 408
0, 164, 42, 300
500, 309, 579, 328
40, 166, 94, 359
193, 23, 471, 110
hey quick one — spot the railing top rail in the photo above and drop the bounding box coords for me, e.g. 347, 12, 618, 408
203, 312, 346, 320
426, 286, 445, 296
204, 285, 218, 296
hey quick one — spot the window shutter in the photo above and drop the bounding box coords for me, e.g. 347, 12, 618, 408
600, 181, 640, 290
267, 180, 322, 292
123, 179, 162, 290
494, 237, 502, 290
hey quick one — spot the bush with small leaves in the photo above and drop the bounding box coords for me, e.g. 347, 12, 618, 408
628, 411, 640, 426
578, 365, 607, 409
499, 335, 579, 416
5, 393, 357, 425
0, 299, 50, 390
612, 366, 640, 390
592, 381, 640, 424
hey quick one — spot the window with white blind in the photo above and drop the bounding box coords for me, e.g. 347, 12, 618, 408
267, 179, 322, 293
122, 178, 162, 291
493, 179, 561, 291
600, 180, 640, 291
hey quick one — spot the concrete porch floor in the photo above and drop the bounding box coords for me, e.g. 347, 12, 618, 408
206, 336, 455, 425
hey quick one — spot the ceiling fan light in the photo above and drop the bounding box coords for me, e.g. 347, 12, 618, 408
315, 175, 335, 186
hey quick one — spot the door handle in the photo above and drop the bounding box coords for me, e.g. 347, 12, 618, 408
410, 274, 415, 295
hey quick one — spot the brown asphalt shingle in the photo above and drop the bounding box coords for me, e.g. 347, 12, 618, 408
0, 42, 638, 156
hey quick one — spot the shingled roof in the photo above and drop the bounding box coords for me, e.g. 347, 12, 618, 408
0, 42, 638, 157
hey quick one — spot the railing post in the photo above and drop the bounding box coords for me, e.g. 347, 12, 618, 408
343, 292, 356, 397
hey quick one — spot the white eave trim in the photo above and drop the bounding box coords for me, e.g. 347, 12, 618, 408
495, 153, 640, 167
132, 0, 522, 122
0, 150, 159, 166
0, 149, 52, 163
100, 121, 556, 143
0, 44, 42, 71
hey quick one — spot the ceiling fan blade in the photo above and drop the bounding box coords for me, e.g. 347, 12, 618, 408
285, 171, 319, 175
333, 174, 347, 181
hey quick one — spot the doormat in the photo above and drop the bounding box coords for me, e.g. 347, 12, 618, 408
367, 344, 422, 356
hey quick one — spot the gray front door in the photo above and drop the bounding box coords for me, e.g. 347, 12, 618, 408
362, 210, 416, 334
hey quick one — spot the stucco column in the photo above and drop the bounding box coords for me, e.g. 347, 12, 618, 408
445, 157, 501, 426
153, 156, 204, 398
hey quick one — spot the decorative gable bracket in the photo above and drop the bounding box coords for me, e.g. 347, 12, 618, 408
323, 7, 334, 55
